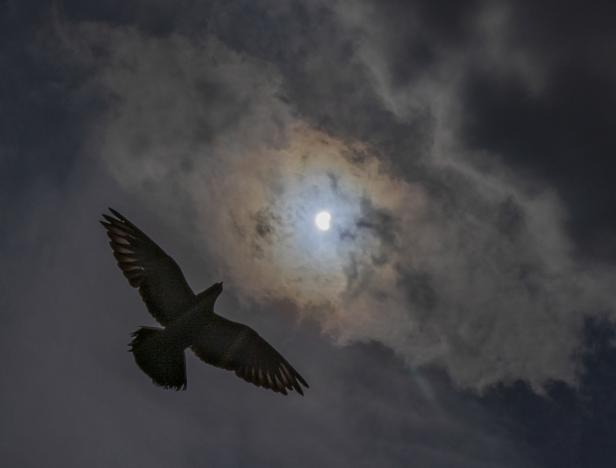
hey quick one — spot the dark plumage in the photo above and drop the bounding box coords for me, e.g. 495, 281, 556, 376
100, 208, 309, 395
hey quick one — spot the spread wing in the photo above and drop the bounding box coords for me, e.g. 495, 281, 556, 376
100, 208, 195, 325
191, 315, 309, 395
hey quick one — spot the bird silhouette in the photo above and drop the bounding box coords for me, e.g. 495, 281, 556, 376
100, 208, 308, 395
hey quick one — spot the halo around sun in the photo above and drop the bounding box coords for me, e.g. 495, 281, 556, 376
315, 211, 331, 231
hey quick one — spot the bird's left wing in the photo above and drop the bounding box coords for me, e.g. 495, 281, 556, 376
191, 314, 309, 395
100, 208, 195, 325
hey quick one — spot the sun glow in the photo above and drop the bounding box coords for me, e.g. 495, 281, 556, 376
315, 211, 331, 231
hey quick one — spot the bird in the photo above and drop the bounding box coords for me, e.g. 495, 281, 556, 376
100, 208, 309, 395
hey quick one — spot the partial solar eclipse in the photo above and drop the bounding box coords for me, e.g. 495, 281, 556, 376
315, 211, 331, 231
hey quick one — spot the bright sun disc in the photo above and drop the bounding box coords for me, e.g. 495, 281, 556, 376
315, 211, 331, 231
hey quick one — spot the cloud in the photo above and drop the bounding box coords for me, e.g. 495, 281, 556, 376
50, 2, 616, 395
10, 1, 616, 465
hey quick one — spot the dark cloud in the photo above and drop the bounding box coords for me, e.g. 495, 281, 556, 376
355, 196, 399, 258
454, 1, 616, 261
484, 318, 616, 468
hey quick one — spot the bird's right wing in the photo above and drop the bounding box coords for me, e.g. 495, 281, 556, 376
191, 315, 309, 395
100, 208, 195, 325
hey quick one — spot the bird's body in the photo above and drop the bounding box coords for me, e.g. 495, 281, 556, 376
100, 208, 308, 395
160, 289, 219, 350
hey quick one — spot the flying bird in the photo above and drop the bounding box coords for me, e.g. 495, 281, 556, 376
100, 208, 309, 395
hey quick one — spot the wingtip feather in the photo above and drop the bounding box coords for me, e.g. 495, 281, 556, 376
108, 207, 125, 219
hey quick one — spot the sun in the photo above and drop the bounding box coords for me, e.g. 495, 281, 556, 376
315, 211, 331, 231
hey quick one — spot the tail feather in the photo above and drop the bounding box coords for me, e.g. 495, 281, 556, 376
129, 327, 187, 390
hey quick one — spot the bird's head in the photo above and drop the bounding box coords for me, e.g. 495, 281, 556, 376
205, 281, 223, 299
196, 282, 224, 308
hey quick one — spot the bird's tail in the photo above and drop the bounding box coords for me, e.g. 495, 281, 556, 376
129, 327, 187, 390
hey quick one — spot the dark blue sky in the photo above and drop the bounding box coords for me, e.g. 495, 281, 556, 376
2, 1, 616, 467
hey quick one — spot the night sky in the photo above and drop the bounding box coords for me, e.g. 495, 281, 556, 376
2, 1, 616, 467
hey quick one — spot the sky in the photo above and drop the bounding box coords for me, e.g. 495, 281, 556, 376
2, 1, 616, 467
